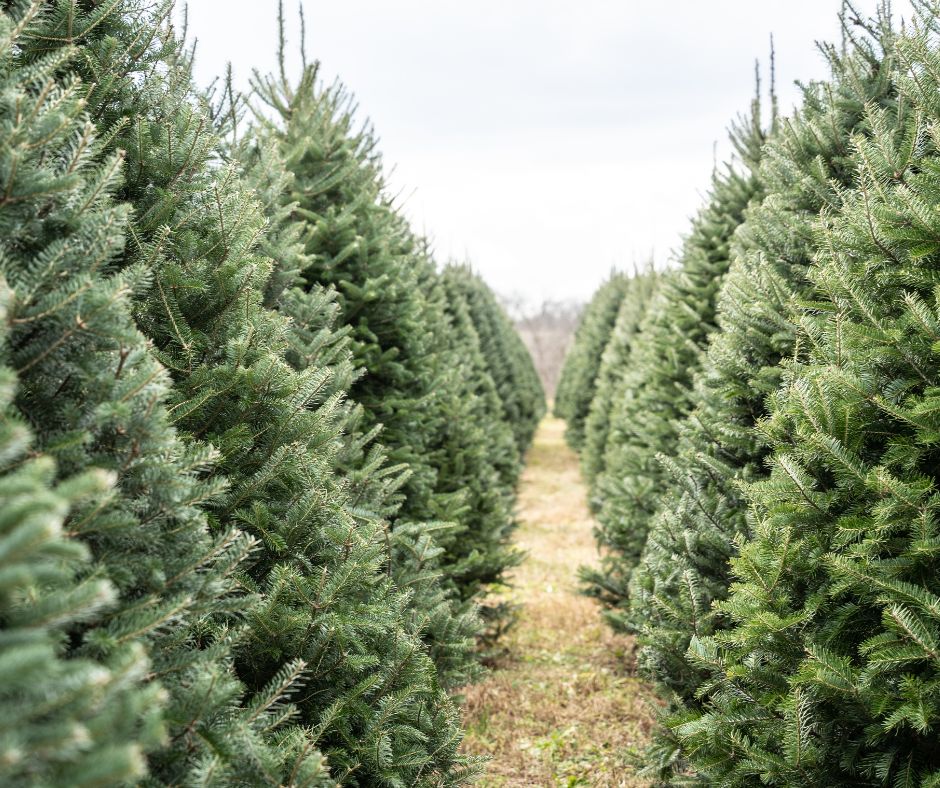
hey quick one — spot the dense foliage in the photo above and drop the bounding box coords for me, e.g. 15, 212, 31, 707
678, 19, 940, 785
246, 61, 531, 638
1, 1, 541, 784
580, 266, 659, 493
2, 7, 259, 782
20, 0, 940, 783
632, 13, 901, 781
447, 266, 546, 454
579, 98, 768, 628
560, 2, 940, 783
554, 272, 630, 450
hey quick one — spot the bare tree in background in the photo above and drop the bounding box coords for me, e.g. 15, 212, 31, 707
501, 294, 583, 401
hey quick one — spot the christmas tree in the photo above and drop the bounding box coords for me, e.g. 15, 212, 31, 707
3, 4, 304, 782
441, 265, 523, 492
433, 265, 523, 621
630, 8, 900, 780
555, 272, 630, 450
16, 1, 477, 782
446, 267, 545, 456
0, 105, 153, 774
250, 58, 450, 527
247, 44, 531, 641
679, 10, 940, 783
579, 266, 659, 493
584, 93, 768, 627
235, 116, 482, 691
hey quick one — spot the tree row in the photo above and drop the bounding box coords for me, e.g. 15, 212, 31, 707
0, 2, 543, 785
558, 3, 940, 784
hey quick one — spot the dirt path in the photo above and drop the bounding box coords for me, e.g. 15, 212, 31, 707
462, 416, 655, 787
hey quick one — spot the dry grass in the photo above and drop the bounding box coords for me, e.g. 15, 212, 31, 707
461, 417, 657, 787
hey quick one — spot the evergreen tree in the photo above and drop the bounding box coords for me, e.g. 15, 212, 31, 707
446, 266, 545, 456
580, 267, 659, 493
4, 5, 314, 783
440, 265, 524, 490
438, 264, 524, 620
0, 403, 149, 786
433, 266, 521, 574
249, 55, 530, 625
0, 273, 148, 786
19, 2, 477, 783
442, 263, 531, 480
234, 121, 482, 691
630, 9, 900, 780
678, 12, 940, 784
555, 272, 630, 451
585, 99, 767, 627
250, 59, 450, 527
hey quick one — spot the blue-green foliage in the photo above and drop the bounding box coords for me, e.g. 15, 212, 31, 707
582, 105, 766, 627
629, 12, 901, 781
565, 3, 940, 784
555, 272, 631, 450
1, 0, 541, 784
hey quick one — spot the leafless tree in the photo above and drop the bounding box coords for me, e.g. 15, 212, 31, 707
502, 295, 583, 401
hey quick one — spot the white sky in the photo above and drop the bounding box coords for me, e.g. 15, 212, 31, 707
180, 1, 910, 307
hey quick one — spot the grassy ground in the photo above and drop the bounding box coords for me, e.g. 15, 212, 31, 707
462, 416, 656, 787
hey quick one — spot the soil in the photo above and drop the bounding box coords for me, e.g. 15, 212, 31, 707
461, 416, 656, 787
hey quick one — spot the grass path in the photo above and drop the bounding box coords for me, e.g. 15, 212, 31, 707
462, 416, 655, 786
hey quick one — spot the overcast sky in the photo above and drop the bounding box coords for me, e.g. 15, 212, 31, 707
181, 1, 911, 307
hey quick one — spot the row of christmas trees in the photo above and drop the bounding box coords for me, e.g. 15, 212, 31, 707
0, 1, 544, 785
557, 2, 940, 784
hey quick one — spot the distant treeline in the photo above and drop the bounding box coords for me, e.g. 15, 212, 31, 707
510, 297, 583, 399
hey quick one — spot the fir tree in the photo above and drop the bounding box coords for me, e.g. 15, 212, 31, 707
585, 98, 767, 627
0, 408, 148, 786
234, 118, 482, 690
249, 59, 449, 527
580, 266, 659, 494
407, 261, 520, 629
19, 1, 477, 783
446, 266, 545, 456
630, 8, 900, 780
437, 264, 524, 622
441, 265, 522, 493
249, 51, 530, 627
3, 5, 312, 783
678, 12, 940, 784
555, 272, 630, 451
0, 287, 148, 786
